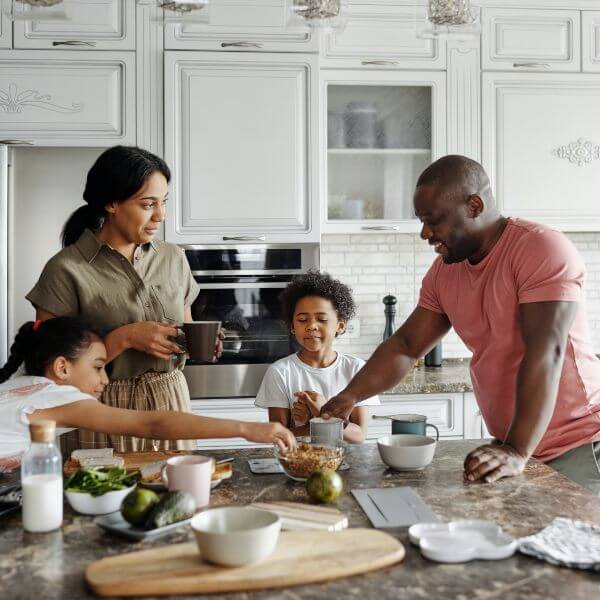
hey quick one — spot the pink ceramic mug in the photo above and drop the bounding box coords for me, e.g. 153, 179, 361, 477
160, 455, 213, 509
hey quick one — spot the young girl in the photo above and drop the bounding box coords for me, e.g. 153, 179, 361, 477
254, 271, 379, 443
0, 318, 295, 459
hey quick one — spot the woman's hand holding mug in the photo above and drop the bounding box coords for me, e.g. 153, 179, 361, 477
124, 321, 185, 360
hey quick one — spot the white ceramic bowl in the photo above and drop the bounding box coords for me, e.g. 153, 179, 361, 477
64, 485, 136, 516
377, 434, 436, 471
191, 507, 281, 567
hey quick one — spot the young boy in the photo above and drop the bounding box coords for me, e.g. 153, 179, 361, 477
255, 270, 379, 443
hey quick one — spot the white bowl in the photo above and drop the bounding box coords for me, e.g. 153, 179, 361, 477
377, 434, 436, 471
65, 485, 136, 516
191, 507, 281, 567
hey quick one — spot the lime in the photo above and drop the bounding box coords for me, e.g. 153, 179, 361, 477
121, 487, 160, 526
306, 470, 343, 504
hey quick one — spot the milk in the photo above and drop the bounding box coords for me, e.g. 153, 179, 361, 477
22, 474, 63, 532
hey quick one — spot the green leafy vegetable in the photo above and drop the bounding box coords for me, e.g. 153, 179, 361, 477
64, 467, 140, 497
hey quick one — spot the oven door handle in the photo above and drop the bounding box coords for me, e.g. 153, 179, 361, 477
195, 282, 288, 289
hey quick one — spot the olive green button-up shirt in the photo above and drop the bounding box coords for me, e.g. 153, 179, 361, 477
26, 229, 200, 380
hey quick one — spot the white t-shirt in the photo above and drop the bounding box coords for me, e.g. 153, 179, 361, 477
0, 376, 93, 458
254, 353, 379, 423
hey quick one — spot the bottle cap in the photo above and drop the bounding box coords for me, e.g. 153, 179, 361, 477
29, 420, 56, 443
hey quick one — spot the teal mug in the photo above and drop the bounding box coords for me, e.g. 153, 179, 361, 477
375, 413, 440, 440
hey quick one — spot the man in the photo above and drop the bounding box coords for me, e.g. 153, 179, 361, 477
322, 155, 600, 492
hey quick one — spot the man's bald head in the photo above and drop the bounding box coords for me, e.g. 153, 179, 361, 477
416, 155, 493, 207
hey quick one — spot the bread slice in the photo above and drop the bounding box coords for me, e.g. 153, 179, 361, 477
213, 461, 232, 481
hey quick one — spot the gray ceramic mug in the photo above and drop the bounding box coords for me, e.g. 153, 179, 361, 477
375, 413, 440, 440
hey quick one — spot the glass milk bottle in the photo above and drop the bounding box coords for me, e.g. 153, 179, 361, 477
21, 420, 63, 533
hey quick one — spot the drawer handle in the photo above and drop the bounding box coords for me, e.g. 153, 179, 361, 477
0, 139, 33, 145
52, 40, 97, 47
221, 42, 263, 48
512, 62, 550, 69
222, 235, 266, 241
361, 225, 400, 231
361, 60, 399, 66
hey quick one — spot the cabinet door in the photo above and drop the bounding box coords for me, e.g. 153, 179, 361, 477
0, 1, 11, 49
583, 12, 600, 72
165, 52, 319, 244
482, 8, 580, 72
321, 70, 446, 234
13, 0, 134, 50
165, 0, 317, 52
482, 72, 600, 230
0, 51, 135, 146
321, 4, 445, 70
367, 394, 464, 441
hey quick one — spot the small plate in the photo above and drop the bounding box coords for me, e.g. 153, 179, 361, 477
94, 511, 193, 541
408, 520, 517, 563
139, 479, 224, 492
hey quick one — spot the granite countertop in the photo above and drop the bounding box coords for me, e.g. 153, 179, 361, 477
384, 359, 472, 394
2, 441, 600, 599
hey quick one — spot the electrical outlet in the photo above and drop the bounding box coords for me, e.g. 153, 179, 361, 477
345, 318, 360, 339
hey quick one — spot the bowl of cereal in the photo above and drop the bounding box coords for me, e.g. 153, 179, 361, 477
274, 440, 344, 482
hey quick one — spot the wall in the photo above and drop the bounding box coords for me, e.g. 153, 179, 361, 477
321, 232, 600, 360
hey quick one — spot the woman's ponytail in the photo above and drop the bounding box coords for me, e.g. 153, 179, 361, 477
61, 205, 104, 247
0, 322, 36, 383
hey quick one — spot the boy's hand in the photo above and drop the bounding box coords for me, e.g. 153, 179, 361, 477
291, 401, 311, 426
292, 391, 326, 426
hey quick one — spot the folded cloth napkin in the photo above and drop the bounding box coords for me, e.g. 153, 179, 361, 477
519, 517, 600, 571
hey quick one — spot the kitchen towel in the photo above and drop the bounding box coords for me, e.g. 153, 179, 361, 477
352, 487, 439, 528
518, 517, 600, 571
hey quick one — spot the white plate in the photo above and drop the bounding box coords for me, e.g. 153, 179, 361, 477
95, 511, 193, 541
408, 520, 517, 563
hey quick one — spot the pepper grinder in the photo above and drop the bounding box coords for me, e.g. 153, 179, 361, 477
424, 343, 443, 367
382, 294, 397, 341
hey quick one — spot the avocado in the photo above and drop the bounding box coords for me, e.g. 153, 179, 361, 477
144, 491, 196, 529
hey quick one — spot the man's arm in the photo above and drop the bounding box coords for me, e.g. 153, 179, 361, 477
321, 306, 451, 419
464, 300, 577, 483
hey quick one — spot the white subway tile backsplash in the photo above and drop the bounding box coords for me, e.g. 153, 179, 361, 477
322, 231, 600, 359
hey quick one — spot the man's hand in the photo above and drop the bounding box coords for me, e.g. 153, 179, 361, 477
463, 443, 528, 483
320, 393, 356, 421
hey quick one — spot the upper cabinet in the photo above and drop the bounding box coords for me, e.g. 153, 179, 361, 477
320, 4, 446, 70
0, 50, 135, 146
164, 0, 317, 52
482, 72, 600, 231
12, 0, 135, 50
164, 52, 319, 244
482, 8, 580, 72
583, 11, 600, 72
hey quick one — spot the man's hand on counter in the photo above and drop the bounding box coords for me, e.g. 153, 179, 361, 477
463, 443, 528, 483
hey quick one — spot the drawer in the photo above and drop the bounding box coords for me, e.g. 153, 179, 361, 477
321, 5, 445, 70
583, 12, 600, 72
366, 393, 464, 440
0, 51, 134, 146
482, 8, 580, 72
13, 0, 135, 50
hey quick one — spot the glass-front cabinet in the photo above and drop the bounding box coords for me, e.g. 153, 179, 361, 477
321, 71, 446, 233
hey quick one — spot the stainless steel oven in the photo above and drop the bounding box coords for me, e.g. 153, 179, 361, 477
182, 244, 319, 398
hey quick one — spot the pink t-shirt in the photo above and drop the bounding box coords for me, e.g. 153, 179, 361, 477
419, 218, 600, 461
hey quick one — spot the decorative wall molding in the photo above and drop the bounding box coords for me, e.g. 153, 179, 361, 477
0, 82, 83, 114
554, 138, 600, 166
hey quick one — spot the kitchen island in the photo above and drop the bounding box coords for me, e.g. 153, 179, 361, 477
1, 441, 599, 599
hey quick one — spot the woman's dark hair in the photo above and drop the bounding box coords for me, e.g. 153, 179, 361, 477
279, 270, 356, 330
0, 317, 102, 384
61, 145, 171, 247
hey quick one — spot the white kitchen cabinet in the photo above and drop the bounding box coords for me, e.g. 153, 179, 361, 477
463, 392, 492, 440
482, 8, 580, 72
482, 72, 600, 230
583, 12, 600, 72
165, 51, 319, 244
13, 0, 135, 50
321, 69, 446, 234
164, 0, 317, 52
192, 398, 269, 449
0, 1, 11, 50
0, 51, 135, 146
320, 4, 446, 70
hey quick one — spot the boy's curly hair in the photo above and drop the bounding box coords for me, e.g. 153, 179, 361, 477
280, 269, 356, 327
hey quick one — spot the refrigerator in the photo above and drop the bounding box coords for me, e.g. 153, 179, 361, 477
0, 145, 104, 364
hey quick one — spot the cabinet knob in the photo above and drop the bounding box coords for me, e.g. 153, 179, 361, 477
361, 225, 400, 231
222, 235, 266, 241
512, 62, 550, 69
221, 42, 263, 48
361, 60, 399, 67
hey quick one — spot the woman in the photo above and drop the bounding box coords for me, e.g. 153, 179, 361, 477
27, 146, 204, 452
0, 318, 295, 458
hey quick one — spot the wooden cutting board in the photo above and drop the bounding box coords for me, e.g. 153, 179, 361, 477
64, 451, 187, 476
85, 529, 405, 597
